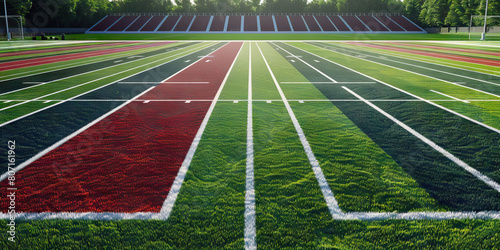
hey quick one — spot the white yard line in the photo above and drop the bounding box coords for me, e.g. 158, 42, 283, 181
330, 45, 500, 99
280, 82, 376, 84
430, 90, 470, 103
256, 42, 343, 218
0, 43, 193, 82
270, 42, 338, 83
0, 43, 206, 97
292, 42, 500, 135
155, 42, 244, 220
0, 43, 220, 128
343, 86, 500, 193
245, 42, 257, 250
0, 43, 217, 114
0, 86, 155, 183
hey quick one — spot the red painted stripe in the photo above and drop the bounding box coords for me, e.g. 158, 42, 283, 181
0, 42, 138, 57
0, 42, 172, 71
350, 42, 500, 67
0, 42, 243, 213
386, 42, 500, 57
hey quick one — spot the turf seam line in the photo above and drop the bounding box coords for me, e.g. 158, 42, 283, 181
245, 42, 257, 250
343, 86, 500, 193
0, 43, 196, 97
257, 42, 343, 218
155, 42, 243, 220
0, 42, 219, 128
293, 42, 500, 134
0, 87, 155, 183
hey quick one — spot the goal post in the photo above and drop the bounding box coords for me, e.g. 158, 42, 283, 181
0, 15, 24, 40
469, 15, 500, 40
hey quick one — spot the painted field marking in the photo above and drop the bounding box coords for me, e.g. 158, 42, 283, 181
314, 60, 320, 63
233, 100, 239, 103
0, 42, 221, 128
272, 42, 338, 83
294, 42, 500, 135
198, 55, 214, 58
3, 100, 11, 103
156, 42, 244, 220
185, 60, 191, 62
114, 60, 123, 63
341, 42, 500, 76
127, 55, 143, 59
266, 100, 272, 103
205, 60, 212, 62
117, 82, 162, 84
256, 42, 343, 218
290, 60, 295, 62
0, 43, 218, 112
245, 42, 257, 250
373, 52, 500, 87
286, 55, 302, 58
0, 43, 206, 97
143, 100, 150, 103
22, 82, 44, 84
43, 100, 51, 103
299, 100, 304, 103
280, 82, 376, 84
0, 86, 156, 183
320, 44, 500, 98
185, 100, 191, 103
0, 43, 190, 83
430, 90, 470, 103
343, 86, 500, 193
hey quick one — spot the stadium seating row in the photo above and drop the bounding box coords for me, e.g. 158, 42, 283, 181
87, 14, 424, 33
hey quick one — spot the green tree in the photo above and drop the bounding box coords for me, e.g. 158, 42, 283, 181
445, 0, 464, 26
5, 0, 33, 16
419, 0, 448, 26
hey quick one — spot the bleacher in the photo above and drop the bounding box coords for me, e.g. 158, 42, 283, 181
86, 14, 425, 33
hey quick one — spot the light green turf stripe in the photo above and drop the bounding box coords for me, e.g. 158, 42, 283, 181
0, 42, 189, 81
293, 42, 500, 131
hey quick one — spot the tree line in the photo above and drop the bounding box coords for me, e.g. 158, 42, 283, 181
3, 0, 500, 28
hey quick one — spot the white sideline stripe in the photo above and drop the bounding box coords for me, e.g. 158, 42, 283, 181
118, 81, 210, 84
0, 87, 155, 183
430, 90, 470, 103
0, 42, 220, 128
0, 43, 206, 97
256, 42, 343, 217
271, 42, 338, 83
0, 43, 191, 83
22, 82, 44, 84
143, 100, 150, 103
154, 42, 244, 220
185, 100, 191, 103
346, 43, 500, 76
1, 210, 499, 221
298, 43, 500, 135
245, 42, 257, 250
325, 43, 500, 95
280, 81, 375, 84
343, 86, 500, 193
4, 99, 500, 103
0, 43, 217, 112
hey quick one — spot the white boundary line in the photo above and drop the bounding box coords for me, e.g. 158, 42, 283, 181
0, 43, 216, 112
154, 42, 244, 220
291, 42, 500, 135
343, 86, 500, 193
256, 42, 343, 218
0, 43, 197, 97
0, 42, 219, 128
280, 81, 376, 84
245, 42, 257, 250
430, 90, 470, 103
0, 86, 155, 183
3, 99, 500, 103
0, 42, 190, 82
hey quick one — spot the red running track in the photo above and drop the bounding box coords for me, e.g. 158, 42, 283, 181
350, 42, 500, 67
386, 42, 500, 57
0, 42, 172, 71
0, 42, 243, 213
0, 42, 138, 58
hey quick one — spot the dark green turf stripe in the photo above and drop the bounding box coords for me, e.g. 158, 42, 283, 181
276, 42, 500, 211
316, 42, 500, 96
0, 42, 196, 94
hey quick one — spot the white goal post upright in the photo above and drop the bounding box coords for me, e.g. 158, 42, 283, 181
481, 0, 489, 40
469, 14, 500, 40
0, 15, 24, 40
